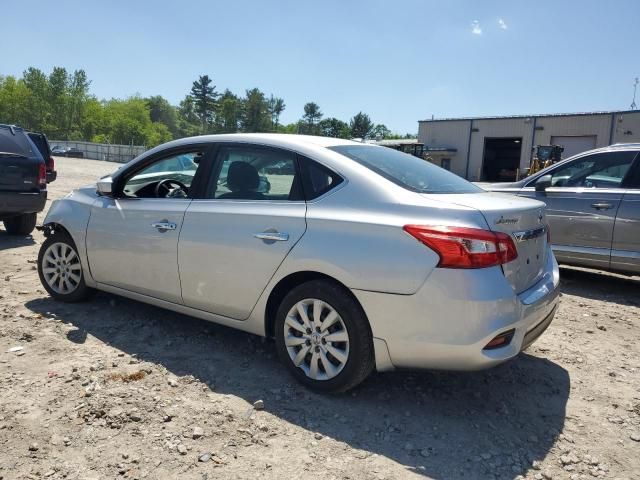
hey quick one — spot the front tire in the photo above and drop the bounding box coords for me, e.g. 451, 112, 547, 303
37, 231, 92, 302
3, 213, 37, 235
275, 280, 374, 393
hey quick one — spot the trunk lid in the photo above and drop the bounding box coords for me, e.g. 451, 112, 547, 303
0, 153, 42, 192
422, 192, 548, 294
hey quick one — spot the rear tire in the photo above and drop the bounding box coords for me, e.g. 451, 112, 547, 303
37, 231, 93, 302
3, 213, 37, 235
275, 280, 374, 393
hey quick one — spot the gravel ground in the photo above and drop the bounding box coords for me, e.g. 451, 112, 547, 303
0, 157, 639, 480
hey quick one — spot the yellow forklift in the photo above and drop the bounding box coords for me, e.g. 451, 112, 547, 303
526, 144, 564, 176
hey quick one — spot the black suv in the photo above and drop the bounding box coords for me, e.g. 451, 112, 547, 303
0, 124, 47, 235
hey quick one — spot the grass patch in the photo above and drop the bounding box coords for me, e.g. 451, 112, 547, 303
105, 371, 147, 383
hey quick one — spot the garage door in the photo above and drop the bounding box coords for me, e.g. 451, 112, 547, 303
550, 135, 597, 159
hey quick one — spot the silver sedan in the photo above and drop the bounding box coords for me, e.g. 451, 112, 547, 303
37, 134, 560, 392
480, 144, 640, 276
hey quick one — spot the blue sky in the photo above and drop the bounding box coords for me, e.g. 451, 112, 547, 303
3, 0, 639, 133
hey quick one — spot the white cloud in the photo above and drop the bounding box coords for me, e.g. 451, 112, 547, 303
471, 20, 482, 35
498, 18, 508, 29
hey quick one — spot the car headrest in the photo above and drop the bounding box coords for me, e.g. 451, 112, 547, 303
227, 161, 259, 191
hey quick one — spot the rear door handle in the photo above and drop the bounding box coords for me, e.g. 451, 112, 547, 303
254, 231, 289, 242
591, 202, 613, 210
151, 221, 177, 231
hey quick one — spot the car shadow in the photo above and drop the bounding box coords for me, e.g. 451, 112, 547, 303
25, 294, 569, 479
0, 231, 36, 250
559, 266, 640, 306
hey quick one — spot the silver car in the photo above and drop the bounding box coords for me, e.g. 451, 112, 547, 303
481, 144, 640, 276
37, 134, 559, 392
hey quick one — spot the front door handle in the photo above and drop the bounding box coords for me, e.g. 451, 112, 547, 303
254, 231, 289, 242
591, 202, 613, 210
151, 221, 177, 231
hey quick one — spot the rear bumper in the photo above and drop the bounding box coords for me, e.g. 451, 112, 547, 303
0, 191, 47, 217
353, 246, 560, 372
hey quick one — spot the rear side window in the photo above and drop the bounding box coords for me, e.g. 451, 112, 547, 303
0, 127, 39, 159
27, 133, 50, 158
299, 156, 343, 200
329, 145, 481, 194
210, 145, 303, 201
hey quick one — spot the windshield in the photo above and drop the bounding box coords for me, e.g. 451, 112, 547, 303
330, 145, 481, 194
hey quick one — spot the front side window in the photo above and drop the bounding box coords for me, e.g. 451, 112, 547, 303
122, 151, 202, 199
330, 145, 481, 194
547, 151, 637, 188
211, 146, 301, 200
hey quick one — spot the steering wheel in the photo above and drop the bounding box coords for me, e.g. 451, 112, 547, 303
155, 179, 188, 198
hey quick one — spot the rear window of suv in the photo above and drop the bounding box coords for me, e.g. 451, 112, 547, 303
0, 126, 39, 158
329, 145, 481, 194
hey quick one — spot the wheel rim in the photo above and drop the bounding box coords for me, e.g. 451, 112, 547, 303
284, 298, 350, 381
42, 242, 82, 295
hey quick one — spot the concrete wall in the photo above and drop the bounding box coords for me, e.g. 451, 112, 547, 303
611, 111, 640, 144
50, 140, 147, 163
533, 114, 612, 149
418, 120, 470, 177
418, 110, 640, 181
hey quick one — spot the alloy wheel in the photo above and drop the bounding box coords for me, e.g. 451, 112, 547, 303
41, 242, 82, 295
283, 298, 350, 381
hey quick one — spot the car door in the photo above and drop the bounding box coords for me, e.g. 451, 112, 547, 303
86, 146, 212, 303
520, 150, 638, 269
611, 158, 640, 274
179, 143, 307, 320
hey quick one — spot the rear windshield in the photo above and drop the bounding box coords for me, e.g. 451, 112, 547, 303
0, 127, 39, 158
329, 145, 481, 194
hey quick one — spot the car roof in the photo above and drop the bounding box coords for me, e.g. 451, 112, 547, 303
150, 133, 360, 152
0, 124, 42, 159
0, 123, 25, 133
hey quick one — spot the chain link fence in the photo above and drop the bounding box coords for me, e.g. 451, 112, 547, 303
49, 140, 147, 163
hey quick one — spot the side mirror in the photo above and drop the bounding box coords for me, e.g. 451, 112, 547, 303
96, 176, 114, 196
535, 174, 552, 192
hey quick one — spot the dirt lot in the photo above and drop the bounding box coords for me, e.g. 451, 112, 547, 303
1, 157, 639, 480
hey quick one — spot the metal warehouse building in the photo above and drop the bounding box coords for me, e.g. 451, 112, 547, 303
417, 109, 640, 181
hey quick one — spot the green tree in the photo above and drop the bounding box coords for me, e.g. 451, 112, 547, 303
349, 111, 374, 139
241, 88, 270, 133
176, 95, 200, 137
190, 75, 218, 134
267, 95, 286, 130
0, 75, 30, 128
301, 102, 322, 134
21, 67, 49, 132
146, 95, 179, 137
80, 97, 104, 141
94, 97, 172, 147
318, 117, 350, 138
66, 69, 91, 139
47, 67, 69, 138
371, 123, 391, 140
217, 89, 242, 133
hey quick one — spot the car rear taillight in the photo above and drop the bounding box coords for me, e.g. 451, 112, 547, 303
48, 156, 55, 172
38, 163, 47, 188
403, 225, 518, 269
